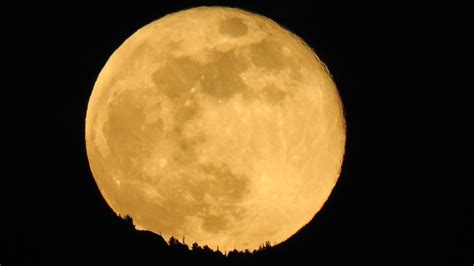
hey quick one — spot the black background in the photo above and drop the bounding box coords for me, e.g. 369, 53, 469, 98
6, 1, 471, 265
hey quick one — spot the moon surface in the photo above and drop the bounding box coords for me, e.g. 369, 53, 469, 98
85, 7, 345, 251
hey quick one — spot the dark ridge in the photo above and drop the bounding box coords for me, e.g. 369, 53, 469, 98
100, 215, 279, 265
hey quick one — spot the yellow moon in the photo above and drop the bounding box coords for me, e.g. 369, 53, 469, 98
85, 7, 345, 251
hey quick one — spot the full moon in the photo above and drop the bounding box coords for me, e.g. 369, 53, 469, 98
85, 7, 345, 251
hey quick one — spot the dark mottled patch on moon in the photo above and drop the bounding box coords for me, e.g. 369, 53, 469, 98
152, 56, 201, 98
200, 50, 249, 99
219, 17, 248, 37
143, 162, 250, 236
175, 101, 200, 123
103, 89, 163, 173
248, 39, 286, 70
261, 84, 287, 103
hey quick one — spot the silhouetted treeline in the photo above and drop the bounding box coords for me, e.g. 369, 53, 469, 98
114, 215, 277, 265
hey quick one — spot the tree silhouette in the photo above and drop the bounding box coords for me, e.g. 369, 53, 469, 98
122, 215, 135, 229
72, 213, 280, 265
192, 242, 202, 252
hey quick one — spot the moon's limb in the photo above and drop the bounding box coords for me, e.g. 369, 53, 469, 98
86, 7, 345, 251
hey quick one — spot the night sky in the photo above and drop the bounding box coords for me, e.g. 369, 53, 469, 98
7, 1, 471, 265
